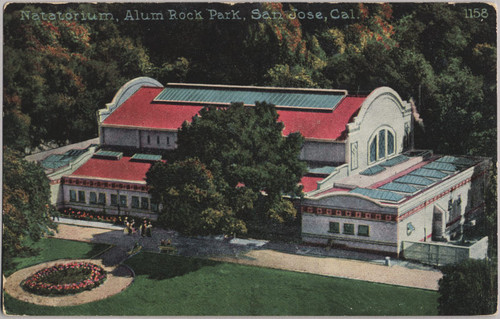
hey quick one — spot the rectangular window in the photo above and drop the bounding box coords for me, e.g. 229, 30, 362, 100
151, 202, 159, 212
167, 137, 170, 145
370, 138, 377, 162
98, 193, 106, 205
131, 196, 140, 208
111, 194, 118, 206
147, 135, 151, 144
343, 223, 355, 235
329, 222, 340, 233
89, 192, 97, 204
141, 197, 149, 210
78, 191, 86, 203
358, 225, 369, 237
350, 142, 358, 170
157, 136, 160, 144
387, 131, 395, 155
120, 195, 127, 207
378, 130, 386, 159
69, 190, 77, 202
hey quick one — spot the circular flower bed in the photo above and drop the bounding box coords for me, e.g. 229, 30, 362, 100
21, 262, 107, 296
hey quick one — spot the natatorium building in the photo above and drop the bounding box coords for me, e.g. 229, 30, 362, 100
36, 77, 490, 255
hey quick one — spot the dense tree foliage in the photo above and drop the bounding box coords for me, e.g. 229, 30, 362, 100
147, 102, 307, 235
438, 259, 497, 315
3, 148, 57, 268
146, 158, 245, 236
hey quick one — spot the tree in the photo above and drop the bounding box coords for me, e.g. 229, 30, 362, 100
438, 259, 497, 315
483, 167, 497, 258
3, 3, 155, 151
146, 158, 245, 236
148, 102, 307, 234
2, 147, 57, 269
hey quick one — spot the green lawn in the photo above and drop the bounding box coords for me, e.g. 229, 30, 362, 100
4, 238, 438, 316
4, 238, 110, 277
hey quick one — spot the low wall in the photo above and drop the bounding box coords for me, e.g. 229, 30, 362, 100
401, 236, 488, 266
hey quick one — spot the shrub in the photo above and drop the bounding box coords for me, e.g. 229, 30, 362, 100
438, 259, 497, 315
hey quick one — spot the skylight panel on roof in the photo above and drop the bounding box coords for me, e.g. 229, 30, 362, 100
131, 153, 162, 162
350, 187, 405, 202
41, 155, 72, 169
394, 175, 434, 186
436, 156, 475, 166
154, 85, 347, 110
378, 182, 418, 194
380, 155, 409, 167
64, 149, 86, 157
423, 161, 458, 172
93, 150, 123, 160
409, 168, 449, 179
360, 165, 386, 176
308, 166, 337, 175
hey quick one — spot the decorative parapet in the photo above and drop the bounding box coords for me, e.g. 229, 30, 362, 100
347, 86, 411, 134
97, 77, 163, 123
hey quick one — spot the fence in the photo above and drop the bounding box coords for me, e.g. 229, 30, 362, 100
401, 236, 488, 266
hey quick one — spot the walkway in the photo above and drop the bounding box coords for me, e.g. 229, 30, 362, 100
51, 220, 442, 290
57, 217, 124, 230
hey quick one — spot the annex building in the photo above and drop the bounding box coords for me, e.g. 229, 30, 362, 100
33, 77, 490, 257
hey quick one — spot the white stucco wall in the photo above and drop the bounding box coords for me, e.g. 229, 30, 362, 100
101, 127, 140, 148
396, 161, 489, 252
302, 213, 398, 253
346, 87, 412, 174
62, 184, 157, 218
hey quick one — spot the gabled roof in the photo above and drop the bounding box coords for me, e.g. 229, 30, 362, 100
102, 86, 366, 141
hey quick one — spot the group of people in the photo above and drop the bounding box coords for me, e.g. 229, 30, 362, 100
124, 217, 153, 237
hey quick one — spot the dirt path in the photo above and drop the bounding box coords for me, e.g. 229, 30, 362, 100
213, 250, 442, 290
4, 259, 133, 307
51, 224, 113, 242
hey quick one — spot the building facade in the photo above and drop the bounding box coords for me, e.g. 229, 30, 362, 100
32, 77, 489, 256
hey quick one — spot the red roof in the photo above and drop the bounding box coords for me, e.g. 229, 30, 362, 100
278, 97, 365, 140
70, 157, 152, 183
103, 87, 203, 130
300, 176, 326, 193
103, 87, 365, 140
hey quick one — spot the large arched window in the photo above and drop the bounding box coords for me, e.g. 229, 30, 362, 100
369, 128, 395, 163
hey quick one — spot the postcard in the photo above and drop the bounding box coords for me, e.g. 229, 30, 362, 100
2, 1, 497, 316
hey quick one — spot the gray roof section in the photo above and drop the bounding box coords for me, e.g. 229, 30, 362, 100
423, 161, 458, 172
308, 166, 337, 175
94, 150, 123, 160
409, 168, 449, 179
360, 165, 386, 176
378, 182, 419, 194
131, 153, 162, 161
154, 84, 347, 110
395, 175, 434, 186
380, 155, 409, 167
436, 156, 476, 166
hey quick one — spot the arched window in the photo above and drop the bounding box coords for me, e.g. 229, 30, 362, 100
368, 128, 396, 163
